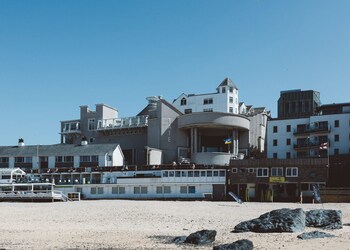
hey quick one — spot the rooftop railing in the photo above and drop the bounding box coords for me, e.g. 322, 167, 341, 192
97, 115, 149, 130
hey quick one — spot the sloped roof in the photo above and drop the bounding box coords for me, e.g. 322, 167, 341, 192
217, 77, 238, 89
0, 143, 120, 157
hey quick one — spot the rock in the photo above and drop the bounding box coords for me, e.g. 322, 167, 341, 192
173, 236, 186, 244
184, 229, 217, 245
213, 239, 253, 250
305, 209, 342, 229
233, 208, 305, 233
297, 230, 335, 240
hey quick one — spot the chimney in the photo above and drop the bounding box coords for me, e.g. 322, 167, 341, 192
81, 136, 88, 146
18, 138, 25, 147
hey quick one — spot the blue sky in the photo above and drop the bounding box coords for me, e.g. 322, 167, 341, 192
0, 0, 349, 146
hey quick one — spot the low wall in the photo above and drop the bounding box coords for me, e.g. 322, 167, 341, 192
320, 188, 350, 202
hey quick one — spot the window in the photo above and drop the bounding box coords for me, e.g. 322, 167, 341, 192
286, 152, 291, 159
157, 186, 171, 194
207, 171, 212, 177
188, 171, 193, 177
203, 108, 213, 112
0, 157, 9, 163
163, 171, 168, 177
229, 87, 233, 93
229, 107, 233, 113
184, 109, 192, 114
257, 168, 269, 177
271, 167, 283, 177
273, 139, 278, 146
231, 168, 237, 173
15, 157, 24, 163
98, 187, 104, 194
164, 186, 171, 194
273, 153, 278, 159
334, 148, 339, 155
175, 171, 181, 177
286, 167, 298, 177
134, 187, 140, 194
273, 126, 278, 133
201, 171, 206, 177
89, 137, 94, 143
141, 187, 147, 194
169, 171, 174, 177
334, 120, 339, 128
222, 87, 226, 93
203, 98, 213, 105
90, 187, 97, 194
286, 138, 291, 145
219, 170, 225, 177
213, 171, 219, 177
194, 171, 200, 177
88, 119, 95, 130
334, 134, 339, 142
181, 171, 187, 177
286, 125, 291, 132
229, 97, 233, 103
112, 187, 125, 194
248, 168, 255, 173
188, 186, 196, 193
180, 186, 187, 193
180, 98, 187, 106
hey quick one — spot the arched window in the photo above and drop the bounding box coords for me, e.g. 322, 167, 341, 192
180, 98, 187, 106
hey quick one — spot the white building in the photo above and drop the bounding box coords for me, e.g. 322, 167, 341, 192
172, 78, 239, 114
267, 103, 350, 159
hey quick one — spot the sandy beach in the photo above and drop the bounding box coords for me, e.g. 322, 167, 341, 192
0, 200, 349, 250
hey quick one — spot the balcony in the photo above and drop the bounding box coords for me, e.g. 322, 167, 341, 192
293, 124, 330, 137
97, 115, 149, 130
60, 121, 81, 135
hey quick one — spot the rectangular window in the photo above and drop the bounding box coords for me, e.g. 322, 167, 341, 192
112, 187, 125, 194
248, 168, 255, 173
207, 171, 212, 177
164, 186, 171, 194
134, 187, 140, 194
141, 186, 147, 194
219, 170, 225, 177
203, 108, 213, 112
181, 171, 187, 177
335, 120, 339, 128
169, 171, 174, 177
286, 167, 298, 177
222, 87, 226, 93
203, 98, 213, 105
229, 107, 233, 113
286, 152, 291, 159
188, 171, 194, 177
334, 134, 339, 142
98, 187, 104, 194
180, 186, 187, 193
88, 119, 95, 130
156, 186, 163, 194
273, 126, 278, 133
184, 109, 192, 114
334, 148, 339, 155
257, 168, 269, 177
229, 87, 233, 93
273, 153, 278, 159
15, 157, 24, 163
90, 187, 96, 194
273, 139, 278, 146
194, 171, 200, 177
201, 171, 206, 177
286, 125, 291, 132
286, 138, 291, 145
213, 171, 219, 177
0, 157, 9, 163
229, 97, 233, 103
188, 186, 196, 193
271, 167, 283, 177
163, 171, 168, 177
231, 168, 237, 173
175, 171, 181, 177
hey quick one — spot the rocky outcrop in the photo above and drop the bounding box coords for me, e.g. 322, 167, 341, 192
297, 231, 335, 240
213, 239, 253, 250
183, 229, 217, 245
233, 208, 305, 233
306, 209, 342, 229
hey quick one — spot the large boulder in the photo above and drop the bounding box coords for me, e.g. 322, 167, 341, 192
233, 208, 305, 233
184, 229, 217, 245
213, 239, 253, 250
305, 209, 342, 229
297, 231, 335, 240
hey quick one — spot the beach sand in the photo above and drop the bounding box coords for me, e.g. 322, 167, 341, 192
1, 200, 349, 250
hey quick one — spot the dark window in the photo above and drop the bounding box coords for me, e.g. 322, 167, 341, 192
334, 134, 339, 142
180, 98, 187, 106
184, 109, 192, 114
222, 87, 226, 93
273, 126, 278, 133
273, 153, 278, 159
286, 125, 291, 132
334, 148, 339, 155
203, 98, 213, 105
273, 139, 278, 146
335, 120, 339, 127
286, 152, 291, 159
286, 138, 291, 145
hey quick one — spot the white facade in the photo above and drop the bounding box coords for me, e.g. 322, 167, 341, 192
172, 78, 239, 114
267, 112, 350, 159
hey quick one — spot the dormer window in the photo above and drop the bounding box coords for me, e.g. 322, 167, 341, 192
180, 98, 187, 106
222, 87, 226, 93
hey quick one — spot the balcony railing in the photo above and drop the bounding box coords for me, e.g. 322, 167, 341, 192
97, 115, 149, 130
293, 125, 330, 136
61, 121, 81, 134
